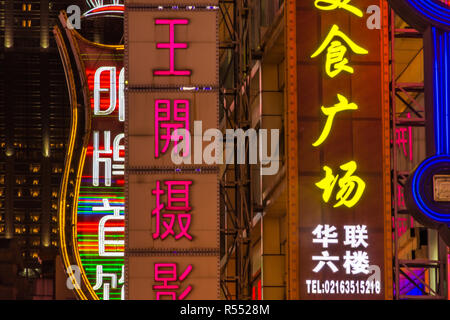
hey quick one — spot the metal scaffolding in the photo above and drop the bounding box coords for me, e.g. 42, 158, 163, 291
389, 8, 448, 300
219, 0, 253, 300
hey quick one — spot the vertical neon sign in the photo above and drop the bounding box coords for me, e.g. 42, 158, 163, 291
54, 5, 125, 300
77, 67, 125, 300
294, 0, 392, 299
125, 1, 220, 300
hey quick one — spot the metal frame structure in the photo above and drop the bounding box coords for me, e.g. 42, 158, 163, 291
390, 7, 447, 300
219, 0, 253, 300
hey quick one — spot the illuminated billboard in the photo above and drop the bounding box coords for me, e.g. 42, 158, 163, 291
125, 1, 221, 300
286, 0, 392, 299
54, 5, 125, 300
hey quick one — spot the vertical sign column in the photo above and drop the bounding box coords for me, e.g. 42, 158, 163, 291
125, 1, 220, 300
295, 0, 392, 299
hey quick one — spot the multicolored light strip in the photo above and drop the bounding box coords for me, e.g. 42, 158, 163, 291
74, 67, 124, 299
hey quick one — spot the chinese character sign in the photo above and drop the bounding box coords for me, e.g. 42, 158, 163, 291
78, 65, 125, 300
126, 2, 220, 300
295, 0, 391, 299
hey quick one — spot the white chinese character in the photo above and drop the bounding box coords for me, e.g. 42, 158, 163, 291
93, 131, 125, 186
93, 198, 124, 257
343, 225, 368, 248
94, 67, 125, 122
343, 250, 370, 275
312, 224, 338, 248
93, 265, 125, 300
312, 251, 339, 273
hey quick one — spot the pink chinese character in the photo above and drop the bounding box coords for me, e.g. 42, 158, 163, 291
155, 99, 190, 158
397, 185, 406, 209
395, 113, 413, 161
154, 19, 191, 76
152, 180, 193, 241
392, 217, 409, 240
153, 263, 193, 300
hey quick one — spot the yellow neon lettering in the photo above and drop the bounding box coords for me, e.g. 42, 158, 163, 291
312, 94, 358, 147
315, 166, 339, 203
316, 161, 366, 208
334, 161, 366, 208
311, 25, 368, 78
314, 0, 363, 17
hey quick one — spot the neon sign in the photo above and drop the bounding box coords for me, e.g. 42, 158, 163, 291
78, 66, 125, 300
125, 2, 220, 300
54, 7, 125, 299
294, 0, 391, 299
311, 4, 367, 207
390, 0, 450, 241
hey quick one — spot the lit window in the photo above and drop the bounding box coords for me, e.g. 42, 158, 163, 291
30, 164, 40, 173
15, 227, 24, 234
30, 189, 40, 198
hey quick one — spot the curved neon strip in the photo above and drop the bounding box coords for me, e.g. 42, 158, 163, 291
412, 156, 450, 223
72, 146, 100, 300
407, 0, 450, 26
54, 26, 89, 300
83, 5, 124, 18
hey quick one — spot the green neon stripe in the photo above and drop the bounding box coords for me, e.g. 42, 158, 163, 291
79, 259, 123, 262
83, 264, 123, 266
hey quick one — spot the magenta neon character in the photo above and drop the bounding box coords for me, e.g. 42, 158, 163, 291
395, 114, 413, 162
152, 180, 193, 241
154, 19, 191, 76
155, 99, 190, 158
153, 263, 193, 300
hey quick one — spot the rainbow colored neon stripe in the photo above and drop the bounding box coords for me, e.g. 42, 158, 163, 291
75, 65, 124, 299
77, 184, 124, 299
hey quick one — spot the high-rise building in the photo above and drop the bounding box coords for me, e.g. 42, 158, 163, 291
0, 0, 85, 283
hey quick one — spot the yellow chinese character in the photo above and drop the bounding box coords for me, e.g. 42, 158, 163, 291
314, 0, 363, 17
312, 94, 358, 147
316, 161, 366, 208
311, 25, 368, 78
316, 166, 339, 203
